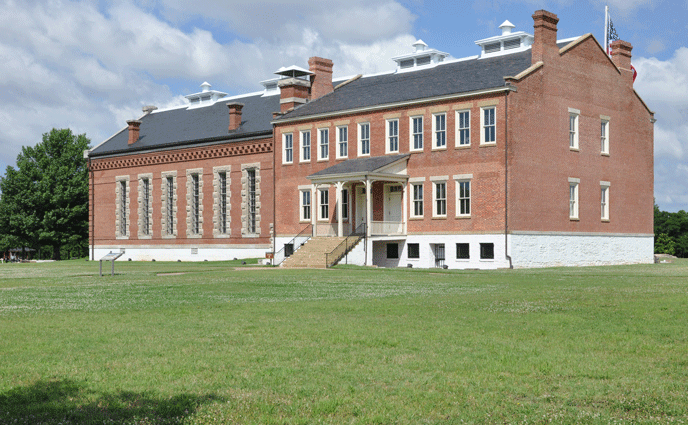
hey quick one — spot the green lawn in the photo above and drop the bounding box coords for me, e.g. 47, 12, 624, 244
1, 259, 687, 424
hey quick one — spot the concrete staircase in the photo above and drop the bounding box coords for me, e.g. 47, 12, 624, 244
281, 237, 349, 268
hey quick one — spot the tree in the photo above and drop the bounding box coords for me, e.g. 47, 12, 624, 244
0, 129, 90, 260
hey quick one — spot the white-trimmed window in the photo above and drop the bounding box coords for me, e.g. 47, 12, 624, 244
433, 113, 446, 149
569, 108, 580, 150
433, 180, 447, 218
319, 188, 329, 220
337, 126, 348, 159
456, 243, 470, 259
456, 110, 470, 147
358, 123, 370, 156
411, 183, 424, 218
569, 178, 580, 220
300, 189, 311, 221
138, 176, 152, 237
162, 173, 176, 237
386, 119, 399, 153
410, 116, 423, 151
318, 128, 329, 160
480, 107, 496, 145
283, 133, 293, 164
116, 177, 130, 238
601, 182, 610, 221
300, 130, 311, 162
454, 174, 472, 217
480, 243, 494, 260
601, 118, 610, 155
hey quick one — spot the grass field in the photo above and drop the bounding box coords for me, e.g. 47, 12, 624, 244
0, 259, 687, 424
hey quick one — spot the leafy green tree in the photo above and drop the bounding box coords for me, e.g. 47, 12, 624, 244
0, 129, 90, 260
654, 233, 675, 256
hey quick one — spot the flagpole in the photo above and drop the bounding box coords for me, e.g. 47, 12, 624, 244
604, 5, 608, 54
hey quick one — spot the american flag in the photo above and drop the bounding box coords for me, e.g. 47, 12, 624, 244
606, 7, 637, 82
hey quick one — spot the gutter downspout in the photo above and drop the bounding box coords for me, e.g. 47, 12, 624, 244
504, 89, 513, 269
272, 123, 277, 265
89, 155, 95, 261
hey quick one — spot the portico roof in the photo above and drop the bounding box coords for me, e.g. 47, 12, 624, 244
307, 154, 410, 183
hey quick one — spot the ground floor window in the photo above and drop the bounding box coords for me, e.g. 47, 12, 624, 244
386, 243, 399, 259
456, 243, 469, 259
407, 243, 419, 259
480, 243, 494, 260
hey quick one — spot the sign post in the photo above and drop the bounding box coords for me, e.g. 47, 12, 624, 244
99, 251, 125, 276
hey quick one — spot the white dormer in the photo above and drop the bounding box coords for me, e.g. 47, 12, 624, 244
392, 39, 450, 73
475, 20, 534, 58
260, 77, 281, 97
185, 82, 228, 108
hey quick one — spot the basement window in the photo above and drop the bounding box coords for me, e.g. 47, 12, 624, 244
387, 243, 399, 259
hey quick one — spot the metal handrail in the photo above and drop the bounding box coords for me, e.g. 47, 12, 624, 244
325, 222, 366, 268
273, 224, 313, 266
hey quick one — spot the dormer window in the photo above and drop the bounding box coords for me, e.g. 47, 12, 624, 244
184, 82, 228, 108
392, 39, 450, 73
474, 20, 534, 58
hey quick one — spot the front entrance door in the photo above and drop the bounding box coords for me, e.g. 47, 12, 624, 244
385, 185, 402, 222
356, 187, 367, 227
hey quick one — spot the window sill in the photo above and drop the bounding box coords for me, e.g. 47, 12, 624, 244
455, 215, 471, 219
358, 153, 371, 157
242, 233, 260, 239
601, 152, 610, 157
188, 234, 203, 239
432, 146, 447, 151
409, 148, 424, 153
455, 145, 471, 150
432, 216, 447, 220
569, 147, 579, 152
214, 234, 230, 239
335, 157, 348, 161
601, 219, 610, 223
299, 160, 311, 164
161, 235, 177, 239
409, 216, 424, 221
569, 217, 580, 221
479, 258, 495, 262
479, 142, 496, 147
317, 158, 329, 162
283, 162, 293, 166
299, 219, 311, 223
138, 235, 152, 240
116, 236, 130, 240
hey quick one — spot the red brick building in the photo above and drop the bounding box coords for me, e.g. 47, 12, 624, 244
88, 10, 655, 268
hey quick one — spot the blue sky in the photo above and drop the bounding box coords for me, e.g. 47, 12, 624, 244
1, 0, 686, 211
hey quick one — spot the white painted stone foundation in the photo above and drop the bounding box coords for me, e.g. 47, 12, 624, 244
91, 245, 270, 262
508, 233, 654, 268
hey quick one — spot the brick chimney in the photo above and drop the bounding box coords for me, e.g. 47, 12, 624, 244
610, 40, 634, 84
308, 57, 333, 100
126, 120, 141, 145
531, 10, 559, 64
227, 102, 244, 131
276, 66, 312, 113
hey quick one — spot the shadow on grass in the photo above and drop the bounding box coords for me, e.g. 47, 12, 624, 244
0, 379, 223, 424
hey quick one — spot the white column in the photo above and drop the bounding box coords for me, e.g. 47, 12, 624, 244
336, 181, 344, 237
311, 184, 317, 236
402, 181, 408, 235
365, 179, 372, 238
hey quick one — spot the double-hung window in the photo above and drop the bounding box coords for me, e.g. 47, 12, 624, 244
300, 189, 311, 221
337, 126, 348, 159
480, 107, 496, 145
387, 119, 399, 153
569, 108, 580, 150
318, 128, 329, 160
300, 130, 311, 162
411, 183, 424, 218
456, 110, 470, 147
433, 113, 446, 149
569, 178, 580, 220
319, 189, 329, 220
341, 189, 349, 220
411, 116, 423, 150
454, 174, 472, 217
601, 118, 610, 155
283, 133, 293, 164
359, 123, 370, 156
433, 180, 447, 217
601, 182, 610, 221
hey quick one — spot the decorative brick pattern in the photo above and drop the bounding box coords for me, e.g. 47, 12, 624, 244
161, 171, 178, 239
212, 165, 231, 238
137, 173, 153, 239
115, 175, 130, 239
241, 163, 261, 237
186, 168, 204, 238
91, 141, 272, 171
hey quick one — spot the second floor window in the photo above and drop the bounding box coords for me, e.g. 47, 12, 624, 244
434, 113, 446, 148
337, 126, 348, 158
301, 131, 311, 161
359, 123, 370, 156
319, 128, 329, 160
412, 116, 423, 150
387, 119, 399, 153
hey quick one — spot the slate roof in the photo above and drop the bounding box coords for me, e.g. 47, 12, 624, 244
308, 154, 409, 178
279, 50, 534, 120
90, 93, 280, 157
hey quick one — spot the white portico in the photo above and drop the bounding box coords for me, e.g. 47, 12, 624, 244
306, 155, 410, 240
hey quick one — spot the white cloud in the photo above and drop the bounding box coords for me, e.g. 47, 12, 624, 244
634, 48, 688, 211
